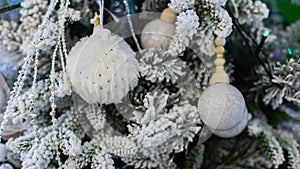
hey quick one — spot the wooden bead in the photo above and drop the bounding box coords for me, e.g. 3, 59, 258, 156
215, 46, 224, 54
210, 70, 229, 84
214, 58, 225, 66
160, 8, 177, 23
214, 38, 226, 46
210, 38, 229, 84
216, 54, 223, 58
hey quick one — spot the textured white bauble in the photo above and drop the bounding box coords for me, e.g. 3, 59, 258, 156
0, 163, 13, 169
198, 83, 248, 137
141, 19, 175, 50
66, 27, 139, 104
0, 143, 7, 162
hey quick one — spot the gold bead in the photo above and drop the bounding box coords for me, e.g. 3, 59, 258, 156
216, 54, 223, 58
214, 38, 226, 46
93, 12, 101, 26
214, 58, 225, 66
160, 8, 177, 23
215, 46, 224, 54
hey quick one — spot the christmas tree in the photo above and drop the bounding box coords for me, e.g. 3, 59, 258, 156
0, 0, 299, 168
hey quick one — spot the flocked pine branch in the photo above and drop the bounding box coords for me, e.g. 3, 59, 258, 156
248, 115, 300, 168
231, 0, 269, 26
255, 57, 300, 109
168, 8, 199, 56
273, 130, 300, 169
122, 91, 202, 168
278, 120, 300, 141
139, 49, 186, 83
228, 0, 271, 43
3, 0, 298, 169
6, 111, 83, 169
0, 0, 80, 54
193, 0, 232, 56
248, 118, 284, 168
0, 0, 49, 53
5, 72, 71, 129
69, 138, 114, 169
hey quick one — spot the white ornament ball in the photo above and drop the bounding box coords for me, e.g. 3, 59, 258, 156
0, 163, 13, 169
67, 28, 139, 104
141, 19, 175, 50
0, 143, 7, 162
198, 83, 248, 138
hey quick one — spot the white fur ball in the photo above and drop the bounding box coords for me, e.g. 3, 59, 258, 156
141, 19, 175, 50
198, 83, 248, 137
67, 28, 139, 104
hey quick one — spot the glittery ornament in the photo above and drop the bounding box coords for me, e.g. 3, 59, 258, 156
67, 25, 139, 104
198, 83, 247, 136
198, 38, 248, 138
141, 8, 176, 50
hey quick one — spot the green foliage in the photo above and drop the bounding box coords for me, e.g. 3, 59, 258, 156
254, 57, 300, 109
258, 132, 285, 168
201, 134, 272, 169
273, 130, 300, 169
183, 142, 205, 169
276, 0, 300, 23
248, 116, 300, 169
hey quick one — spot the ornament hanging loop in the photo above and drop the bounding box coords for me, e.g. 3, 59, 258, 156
210, 38, 229, 84
92, 0, 104, 28
93, 12, 101, 27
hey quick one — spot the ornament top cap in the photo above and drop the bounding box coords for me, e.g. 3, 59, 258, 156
91, 12, 101, 27
160, 8, 176, 23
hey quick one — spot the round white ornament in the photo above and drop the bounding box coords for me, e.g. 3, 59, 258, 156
198, 83, 248, 137
0, 143, 7, 162
67, 27, 139, 104
141, 8, 176, 50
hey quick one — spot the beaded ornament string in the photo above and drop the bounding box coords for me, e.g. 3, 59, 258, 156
124, 0, 142, 52
0, 0, 70, 153
0, 0, 61, 140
